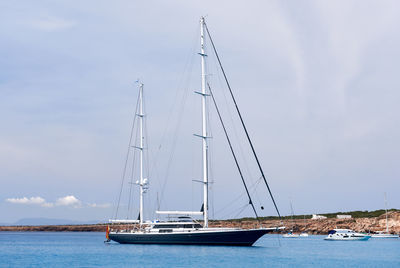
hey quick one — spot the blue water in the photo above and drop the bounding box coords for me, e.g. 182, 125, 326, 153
0, 232, 399, 267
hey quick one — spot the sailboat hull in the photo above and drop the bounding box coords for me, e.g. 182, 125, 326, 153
109, 228, 274, 246
371, 233, 399, 238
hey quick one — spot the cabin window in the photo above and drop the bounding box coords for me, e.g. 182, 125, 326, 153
154, 224, 179, 229
159, 229, 173, 233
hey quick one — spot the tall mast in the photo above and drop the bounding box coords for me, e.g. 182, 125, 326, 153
139, 82, 144, 225
200, 17, 209, 227
290, 201, 294, 229
384, 192, 388, 233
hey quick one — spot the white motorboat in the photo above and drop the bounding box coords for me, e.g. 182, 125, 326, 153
324, 229, 371, 241
371, 193, 399, 239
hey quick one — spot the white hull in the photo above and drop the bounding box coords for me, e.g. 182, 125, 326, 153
325, 229, 371, 241
325, 236, 371, 241
299, 233, 309, 237
371, 233, 399, 238
283, 233, 299, 238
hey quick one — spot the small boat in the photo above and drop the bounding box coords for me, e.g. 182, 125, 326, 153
299, 215, 309, 237
324, 229, 371, 241
283, 201, 300, 238
371, 231, 399, 238
371, 193, 399, 239
299, 232, 309, 237
283, 231, 299, 238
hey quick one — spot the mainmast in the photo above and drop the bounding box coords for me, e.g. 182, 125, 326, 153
199, 17, 209, 227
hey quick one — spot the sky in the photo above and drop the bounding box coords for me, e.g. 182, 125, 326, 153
1, 0, 400, 223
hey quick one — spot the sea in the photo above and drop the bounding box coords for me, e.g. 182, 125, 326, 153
0, 232, 399, 267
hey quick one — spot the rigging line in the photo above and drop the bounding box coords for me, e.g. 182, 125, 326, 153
249, 176, 263, 207
127, 116, 139, 219
218, 204, 243, 220
214, 189, 246, 216
206, 82, 215, 219
141, 89, 153, 221
143, 99, 154, 218
142, 89, 150, 178
159, 83, 191, 207
233, 203, 250, 219
207, 83, 259, 221
114, 90, 141, 219
214, 172, 263, 216
148, 147, 162, 215
157, 26, 199, 208
143, 92, 152, 197
142, 93, 157, 220
218, 200, 248, 220
211, 53, 261, 213
153, 23, 200, 165
144, 106, 163, 214
211, 50, 256, 192
205, 22, 281, 219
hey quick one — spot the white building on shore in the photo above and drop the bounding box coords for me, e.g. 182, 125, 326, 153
336, 215, 352, 219
312, 214, 327, 220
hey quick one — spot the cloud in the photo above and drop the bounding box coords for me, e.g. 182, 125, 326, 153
6, 196, 45, 205
87, 203, 111, 208
5, 195, 110, 209
55, 195, 81, 207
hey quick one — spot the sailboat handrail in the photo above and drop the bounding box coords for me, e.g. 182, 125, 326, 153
156, 211, 203, 215
109, 219, 140, 223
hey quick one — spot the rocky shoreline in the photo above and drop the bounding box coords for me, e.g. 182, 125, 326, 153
214, 211, 400, 234
1, 211, 399, 235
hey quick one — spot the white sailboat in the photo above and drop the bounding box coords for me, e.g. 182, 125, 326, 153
298, 215, 309, 237
283, 232, 299, 238
299, 232, 309, 237
371, 193, 399, 238
107, 17, 284, 246
283, 201, 299, 238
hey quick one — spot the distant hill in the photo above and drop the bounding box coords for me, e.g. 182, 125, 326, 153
10, 218, 103, 226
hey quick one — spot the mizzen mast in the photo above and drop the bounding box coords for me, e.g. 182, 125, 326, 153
138, 82, 147, 225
